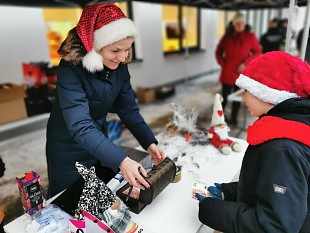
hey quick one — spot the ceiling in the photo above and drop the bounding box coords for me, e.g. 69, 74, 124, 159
0, 0, 308, 9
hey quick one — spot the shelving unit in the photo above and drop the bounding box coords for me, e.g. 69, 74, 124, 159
0, 113, 50, 141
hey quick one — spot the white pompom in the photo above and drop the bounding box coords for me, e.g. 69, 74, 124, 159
82, 49, 104, 73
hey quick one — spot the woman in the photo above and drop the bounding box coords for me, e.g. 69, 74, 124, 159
215, 13, 261, 125
46, 3, 165, 198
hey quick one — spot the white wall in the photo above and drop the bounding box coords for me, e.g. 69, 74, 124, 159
128, 2, 219, 88
0, 4, 308, 88
0, 6, 50, 84
0, 3, 220, 89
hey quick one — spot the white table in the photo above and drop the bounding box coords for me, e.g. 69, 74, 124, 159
4, 135, 247, 233
128, 135, 246, 233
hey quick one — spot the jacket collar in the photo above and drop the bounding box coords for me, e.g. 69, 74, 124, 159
247, 116, 310, 146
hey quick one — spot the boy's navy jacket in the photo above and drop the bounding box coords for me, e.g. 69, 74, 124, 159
46, 60, 156, 195
198, 98, 310, 233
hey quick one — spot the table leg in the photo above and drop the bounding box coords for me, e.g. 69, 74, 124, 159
235, 105, 247, 138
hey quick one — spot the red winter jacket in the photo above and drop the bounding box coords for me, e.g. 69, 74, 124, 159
215, 31, 262, 86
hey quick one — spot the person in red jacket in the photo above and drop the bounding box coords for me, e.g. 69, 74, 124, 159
215, 13, 262, 125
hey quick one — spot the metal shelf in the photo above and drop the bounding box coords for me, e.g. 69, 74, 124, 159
0, 113, 49, 133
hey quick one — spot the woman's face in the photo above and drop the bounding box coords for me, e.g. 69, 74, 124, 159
242, 91, 274, 117
233, 21, 245, 33
99, 37, 134, 70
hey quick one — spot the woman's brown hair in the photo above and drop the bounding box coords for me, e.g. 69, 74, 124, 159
58, 27, 87, 65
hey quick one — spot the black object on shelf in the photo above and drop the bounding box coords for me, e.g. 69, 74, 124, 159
156, 85, 175, 100
24, 85, 52, 117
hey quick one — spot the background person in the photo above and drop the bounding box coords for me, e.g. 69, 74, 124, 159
197, 51, 310, 233
215, 13, 261, 126
46, 3, 165, 198
260, 18, 285, 53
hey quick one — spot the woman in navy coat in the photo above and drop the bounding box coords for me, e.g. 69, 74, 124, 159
46, 4, 165, 198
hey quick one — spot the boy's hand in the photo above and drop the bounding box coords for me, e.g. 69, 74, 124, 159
195, 193, 206, 201
207, 183, 223, 200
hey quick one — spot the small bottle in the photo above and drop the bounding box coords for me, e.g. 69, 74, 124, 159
107, 172, 124, 192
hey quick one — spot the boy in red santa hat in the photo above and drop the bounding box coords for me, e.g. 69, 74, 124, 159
208, 93, 241, 155
197, 51, 310, 233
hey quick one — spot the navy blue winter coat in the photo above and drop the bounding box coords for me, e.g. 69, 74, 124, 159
46, 60, 156, 197
198, 98, 310, 233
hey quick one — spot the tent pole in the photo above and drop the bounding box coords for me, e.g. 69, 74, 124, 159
284, 0, 296, 53
300, 0, 310, 61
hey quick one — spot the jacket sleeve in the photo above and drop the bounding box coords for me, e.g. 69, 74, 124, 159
222, 182, 238, 202
114, 65, 157, 150
243, 33, 262, 65
215, 36, 226, 67
198, 145, 308, 233
57, 64, 128, 172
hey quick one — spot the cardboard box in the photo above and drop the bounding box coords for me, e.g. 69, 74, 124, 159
16, 171, 45, 216
0, 83, 27, 125
136, 87, 156, 104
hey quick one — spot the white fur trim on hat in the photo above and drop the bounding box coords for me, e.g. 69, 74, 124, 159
94, 18, 137, 51
82, 49, 104, 73
236, 74, 299, 105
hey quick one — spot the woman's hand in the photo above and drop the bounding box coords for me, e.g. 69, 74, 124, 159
147, 143, 165, 165
119, 157, 150, 190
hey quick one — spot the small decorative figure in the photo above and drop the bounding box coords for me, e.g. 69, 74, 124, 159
208, 94, 241, 155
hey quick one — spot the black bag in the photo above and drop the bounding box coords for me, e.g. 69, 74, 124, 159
116, 157, 176, 214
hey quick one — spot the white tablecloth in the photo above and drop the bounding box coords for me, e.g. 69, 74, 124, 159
5, 135, 247, 233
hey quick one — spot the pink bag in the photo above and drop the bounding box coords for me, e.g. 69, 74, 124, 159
69, 219, 85, 233
68, 210, 114, 233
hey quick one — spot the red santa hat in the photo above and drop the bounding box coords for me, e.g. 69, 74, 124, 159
210, 93, 226, 127
236, 51, 310, 105
76, 3, 137, 73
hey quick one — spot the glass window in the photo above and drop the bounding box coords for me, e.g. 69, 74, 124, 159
43, 8, 82, 65
43, 2, 130, 66
182, 6, 198, 48
162, 5, 200, 54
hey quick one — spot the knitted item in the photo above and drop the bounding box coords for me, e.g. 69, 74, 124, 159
247, 116, 310, 146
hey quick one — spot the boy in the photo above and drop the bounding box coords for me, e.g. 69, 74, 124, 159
197, 51, 310, 233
